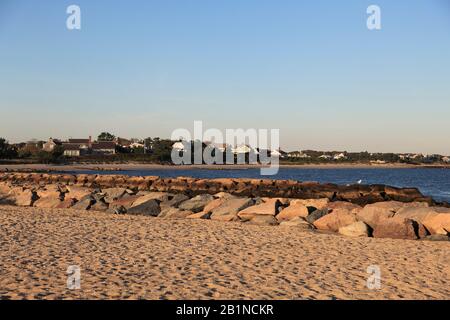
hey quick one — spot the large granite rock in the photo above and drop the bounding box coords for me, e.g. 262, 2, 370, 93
71, 195, 95, 210
210, 197, 254, 221
132, 192, 172, 206
339, 221, 371, 237
66, 186, 93, 201
305, 208, 330, 224
127, 199, 161, 217
37, 184, 63, 199
178, 194, 214, 213
245, 215, 279, 226
290, 198, 329, 210
10, 188, 37, 206
277, 203, 309, 221
279, 217, 312, 230
394, 206, 450, 235
160, 194, 190, 208
313, 209, 359, 232
237, 199, 283, 221
372, 217, 423, 240
33, 196, 63, 209
158, 207, 194, 219
103, 188, 129, 203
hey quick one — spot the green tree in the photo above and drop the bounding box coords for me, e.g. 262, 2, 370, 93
0, 138, 18, 159
97, 132, 115, 141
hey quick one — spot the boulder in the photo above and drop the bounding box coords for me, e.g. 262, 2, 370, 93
338, 221, 370, 237
213, 192, 237, 199
279, 217, 312, 230
237, 199, 283, 221
160, 194, 189, 208
158, 207, 194, 219
66, 186, 93, 201
33, 196, 63, 209
372, 217, 421, 240
109, 195, 142, 210
305, 209, 330, 224
422, 213, 450, 235
313, 209, 359, 232
290, 198, 329, 210
423, 234, 450, 242
37, 184, 62, 199
186, 211, 211, 219
357, 204, 396, 229
245, 215, 279, 226
90, 200, 109, 212
71, 196, 95, 210
103, 188, 128, 203
11, 188, 37, 207
127, 199, 160, 217
178, 194, 214, 213
132, 192, 173, 207
56, 198, 77, 209
277, 203, 309, 222
210, 197, 254, 222
327, 201, 362, 213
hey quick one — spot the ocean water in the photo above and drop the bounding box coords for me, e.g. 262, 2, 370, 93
65, 167, 450, 203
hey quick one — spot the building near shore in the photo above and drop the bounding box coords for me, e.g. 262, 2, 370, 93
92, 141, 116, 155
43, 138, 62, 152
63, 144, 81, 157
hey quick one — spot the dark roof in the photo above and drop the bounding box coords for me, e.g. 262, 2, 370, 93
68, 139, 90, 144
63, 144, 80, 151
92, 142, 116, 150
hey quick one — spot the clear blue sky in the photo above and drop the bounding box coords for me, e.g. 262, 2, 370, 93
1, 0, 449, 154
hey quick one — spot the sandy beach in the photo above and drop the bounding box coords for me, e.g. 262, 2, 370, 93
0, 205, 448, 300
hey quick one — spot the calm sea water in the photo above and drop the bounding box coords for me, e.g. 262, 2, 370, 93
65, 167, 450, 203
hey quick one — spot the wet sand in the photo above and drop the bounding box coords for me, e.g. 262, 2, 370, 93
0, 205, 448, 300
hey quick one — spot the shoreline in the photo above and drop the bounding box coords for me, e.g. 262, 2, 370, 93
1, 162, 450, 173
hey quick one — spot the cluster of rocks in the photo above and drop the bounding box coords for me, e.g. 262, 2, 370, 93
0, 177, 449, 241
0, 172, 444, 207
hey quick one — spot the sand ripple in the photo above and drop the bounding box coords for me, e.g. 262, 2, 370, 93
0, 206, 448, 300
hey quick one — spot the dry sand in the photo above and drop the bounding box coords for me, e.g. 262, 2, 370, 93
0, 205, 448, 300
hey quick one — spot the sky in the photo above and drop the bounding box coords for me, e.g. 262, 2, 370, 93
0, 0, 449, 154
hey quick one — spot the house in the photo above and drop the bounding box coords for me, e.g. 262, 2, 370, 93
92, 141, 116, 155
319, 154, 332, 160
63, 144, 81, 157
43, 138, 61, 152
288, 151, 311, 159
67, 137, 92, 149
130, 142, 145, 149
116, 137, 132, 148
442, 156, 450, 163
232, 144, 255, 155
61, 137, 92, 156
333, 153, 347, 160
270, 149, 287, 158
172, 141, 188, 152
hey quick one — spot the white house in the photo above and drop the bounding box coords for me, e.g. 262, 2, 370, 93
288, 151, 310, 159
172, 141, 187, 152
443, 156, 450, 163
319, 154, 332, 160
232, 144, 255, 154
333, 153, 347, 160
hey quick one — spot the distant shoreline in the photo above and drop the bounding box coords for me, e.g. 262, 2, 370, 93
1, 162, 449, 173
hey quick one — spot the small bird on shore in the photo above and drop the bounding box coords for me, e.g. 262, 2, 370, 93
357, 179, 363, 184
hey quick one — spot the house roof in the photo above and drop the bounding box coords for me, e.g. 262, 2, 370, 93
63, 144, 80, 151
68, 139, 90, 144
92, 142, 116, 150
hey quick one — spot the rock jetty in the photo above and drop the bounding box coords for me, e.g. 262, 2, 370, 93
0, 172, 449, 241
